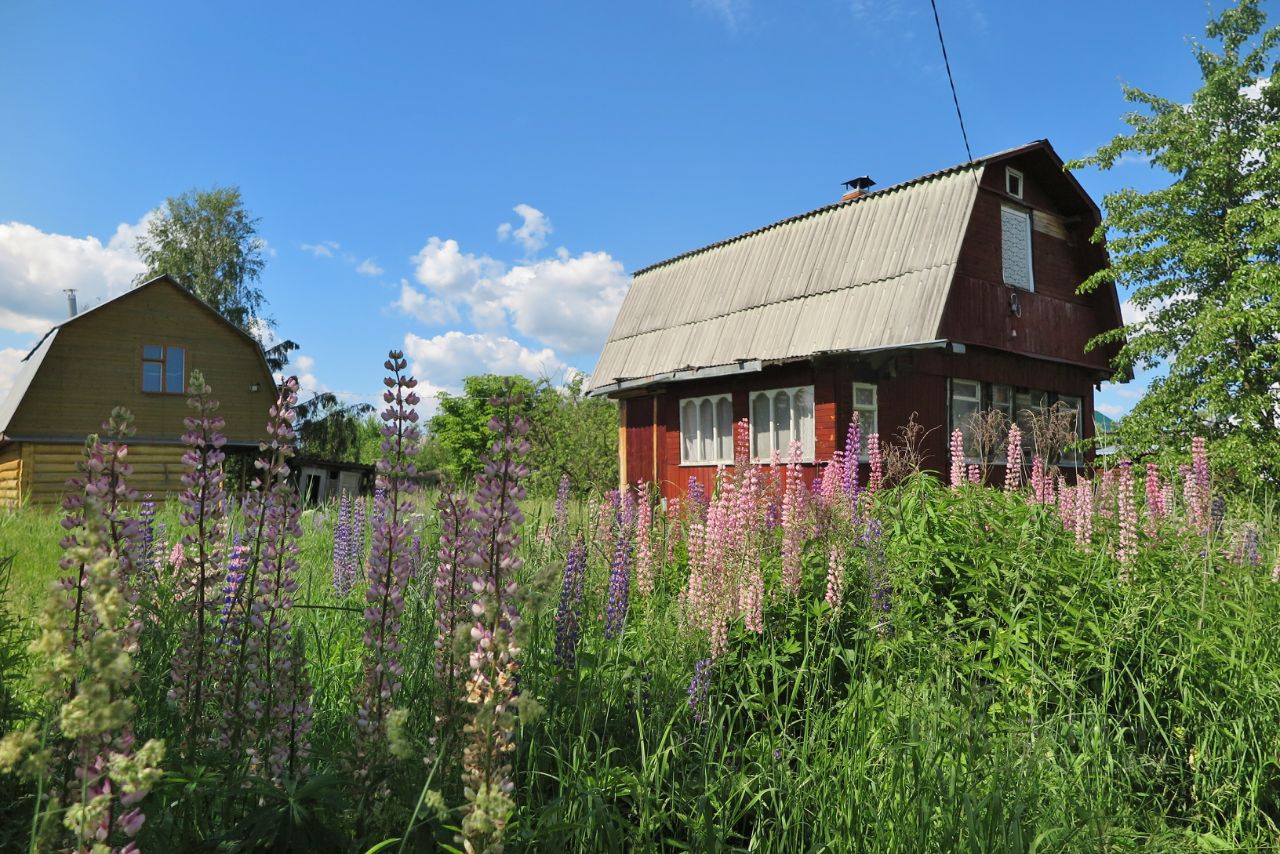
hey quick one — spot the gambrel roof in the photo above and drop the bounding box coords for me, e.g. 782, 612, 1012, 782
589, 141, 1083, 395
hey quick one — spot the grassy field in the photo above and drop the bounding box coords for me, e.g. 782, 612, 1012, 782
1, 452, 1279, 852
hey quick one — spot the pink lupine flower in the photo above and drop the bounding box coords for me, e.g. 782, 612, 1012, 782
1116, 459, 1138, 573
1057, 476, 1075, 530
968, 464, 980, 484
1004, 425, 1022, 492
634, 484, 656, 598
1144, 463, 1164, 534
1180, 463, 1198, 532
824, 544, 844, 611
1029, 454, 1045, 503
1074, 480, 1093, 547
820, 452, 844, 509
949, 429, 965, 488
866, 433, 882, 495
1189, 437, 1211, 534
780, 441, 806, 594
169, 540, 187, 571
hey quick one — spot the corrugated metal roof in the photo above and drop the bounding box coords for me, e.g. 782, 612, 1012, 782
590, 160, 984, 391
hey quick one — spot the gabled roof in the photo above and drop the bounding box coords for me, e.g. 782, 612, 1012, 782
588, 140, 1076, 394
0, 275, 276, 439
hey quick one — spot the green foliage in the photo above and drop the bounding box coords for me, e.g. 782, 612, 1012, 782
428, 373, 617, 495
135, 186, 289, 358
1070, 0, 1280, 484
296, 392, 375, 462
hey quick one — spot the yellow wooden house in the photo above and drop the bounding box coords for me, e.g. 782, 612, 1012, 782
0, 275, 278, 505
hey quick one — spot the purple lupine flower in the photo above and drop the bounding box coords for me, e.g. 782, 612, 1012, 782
169, 370, 229, 758
687, 658, 712, 724
863, 517, 892, 637
219, 539, 249, 644
332, 490, 356, 596
554, 537, 587, 668
357, 353, 421, 755
605, 510, 633, 640
687, 477, 707, 516
354, 492, 368, 573
135, 496, 157, 578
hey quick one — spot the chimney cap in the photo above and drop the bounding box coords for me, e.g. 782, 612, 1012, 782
841, 176, 876, 193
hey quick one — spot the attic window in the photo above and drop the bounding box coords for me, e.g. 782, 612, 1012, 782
1000, 204, 1035, 291
142, 344, 185, 394
1005, 167, 1024, 199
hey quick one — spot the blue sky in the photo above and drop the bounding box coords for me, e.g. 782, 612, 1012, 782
0, 1, 1237, 418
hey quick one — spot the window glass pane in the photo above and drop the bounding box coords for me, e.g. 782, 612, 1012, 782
143, 344, 163, 360
751, 393, 771, 460
953, 380, 980, 401
716, 397, 733, 461
1001, 205, 1033, 290
165, 347, 185, 393
699, 400, 714, 462
794, 388, 814, 461
142, 361, 163, 393
773, 391, 792, 456
682, 401, 697, 462
855, 385, 874, 407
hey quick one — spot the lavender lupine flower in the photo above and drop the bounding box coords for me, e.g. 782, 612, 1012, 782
687, 658, 713, 724
135, 496, 157, 580
1228, 525, 1261, 567
554, 537, 587, 669
357, 354, 421, 756
864, 517, 892, 637
460, 389, 531, 853
1192, 437, 1210, 530
554, 472, 571, 536
169, 370, 229, 758
0, 409, 164, 852
1004, 425, 1023, 492
219, 540, 249, 644
434, 486, 474, 685
843, 413, 861, 498
867, 433, 883, 496
605, 508, 633, 640
949, 429, 965, 488
354, 493, 368, 572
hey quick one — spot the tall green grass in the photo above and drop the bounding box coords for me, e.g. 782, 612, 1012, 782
2, 476, 1278, 851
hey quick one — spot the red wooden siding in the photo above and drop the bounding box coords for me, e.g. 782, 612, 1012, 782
622, 394, 656, 485
942, 154, 1121, 375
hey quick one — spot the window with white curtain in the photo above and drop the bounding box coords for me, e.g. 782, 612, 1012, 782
750, 386, 815, 462
851, 382, 878, 461
679, 394, 734, 464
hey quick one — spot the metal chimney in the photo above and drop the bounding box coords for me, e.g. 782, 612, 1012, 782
841, 176, 876, 202
63, 289, 78, 318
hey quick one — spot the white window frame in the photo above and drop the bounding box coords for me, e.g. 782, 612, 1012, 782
850, 382, 878, 462
1000, 203, 1036, 292
749, 386, 815, 463
678, 394, 734, 465
949, 378, 983, 464
1005, 166, 1024, 199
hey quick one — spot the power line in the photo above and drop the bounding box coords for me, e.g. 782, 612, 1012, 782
928, 0, 975, 166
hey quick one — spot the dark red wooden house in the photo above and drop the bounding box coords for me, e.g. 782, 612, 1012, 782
587, 140, 1124, 500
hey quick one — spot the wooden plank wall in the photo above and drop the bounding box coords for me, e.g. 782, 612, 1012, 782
18, 442, 188, 505
0, 445, 21, 507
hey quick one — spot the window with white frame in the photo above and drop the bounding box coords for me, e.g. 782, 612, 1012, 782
851, 382, 878, 461
750, 386, 815, 462
1001, 203, 1035, 291
1005, 166, 1024, 199
949, 379, 983, 462
679, 394, 734, 464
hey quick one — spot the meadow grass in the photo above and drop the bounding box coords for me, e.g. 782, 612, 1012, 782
1, 471, 1278, 852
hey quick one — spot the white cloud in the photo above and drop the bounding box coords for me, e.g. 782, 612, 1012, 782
301, 240, 340, 258
497, 204, 552, 255
1243, 77, 1269, 100
403, 217, 629, 357
493, 249, 628, 353
696, 0, 747, 30
0, 346, 28, 403
0, 215, 150, 335
1120, 299, 1147, 326
394, 279, 461, 326
356, 258, 384, 276
412, 236, 502, 297
403, 330, 566, 391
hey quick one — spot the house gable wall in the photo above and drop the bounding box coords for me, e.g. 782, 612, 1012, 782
6, 282, 276, 446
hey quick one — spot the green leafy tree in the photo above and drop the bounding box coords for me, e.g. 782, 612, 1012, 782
136, 186, 297, 371
295, 392, 375, 462
526, 373, 618, 497
1072, 0, 1280, 483
430, 375, 539, 484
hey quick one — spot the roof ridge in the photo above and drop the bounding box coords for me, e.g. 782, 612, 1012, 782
631, 139, 1049, 278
